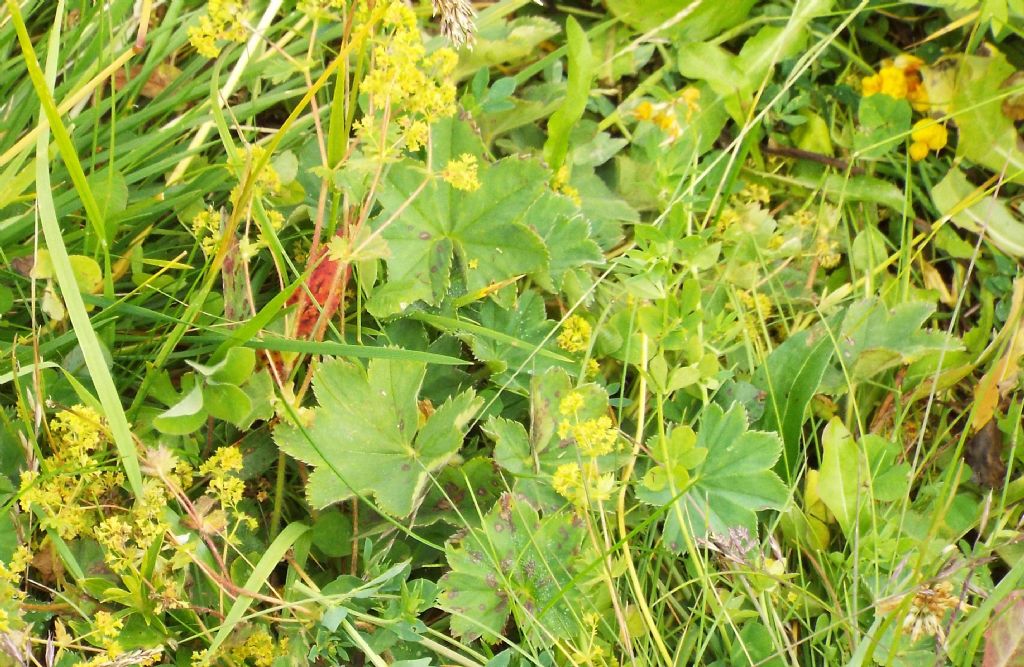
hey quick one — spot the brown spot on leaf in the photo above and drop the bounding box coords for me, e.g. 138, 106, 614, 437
965, 419, 1007, 488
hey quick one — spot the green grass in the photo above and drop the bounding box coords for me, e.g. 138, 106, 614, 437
1, 0, 1023, 665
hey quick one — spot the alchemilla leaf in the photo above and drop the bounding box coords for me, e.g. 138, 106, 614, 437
636, 402, 788, 550
373, 158, 549, 315
273, 358, 482, 517
437, 493, 596, 644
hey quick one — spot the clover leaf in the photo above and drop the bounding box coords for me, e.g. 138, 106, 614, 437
437, 493, 595, 644
273, 358, 482, 517
636, 403, 788, 550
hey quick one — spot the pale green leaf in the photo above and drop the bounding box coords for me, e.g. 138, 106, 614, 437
816, 418, 860, 536
543, 16, 595, 171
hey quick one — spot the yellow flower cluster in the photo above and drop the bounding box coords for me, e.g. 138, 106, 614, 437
188, 0, 247, 58
191, 206, 223, 257
552, 462, 615, 507
861, 55, 928, 111
741, 183, 770, 206
229, 628, 289, 667
909, 119, 948, 161
814, 236, 842, 269
559, 391, 585, 417
297, 0, 345, 21
200, 446, 247, 509
557, 315, 592, 353
0, 547, 30, 633
48, 404, 104, 465
558, 414, 618, 457
93, 480, 188, 616
633, 88, 701, 145
552, 164, 581, 206
20, 406, 124, 539
737, 290, 774, 322
440, 154, 481, 191
359, 1, 458, 150
230, 145, 283, 211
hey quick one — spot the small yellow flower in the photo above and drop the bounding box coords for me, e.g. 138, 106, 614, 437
814, 236, 841, 269
861, 55, 929, 109
861, 73, 882, 96
402, 119, 430, 152
909, 119, 948, 161
679, 86, 701, 120
467, 258, 479, 270
559, 391, 585, 417
569, 416, 618, 457
909, 141, 930, 161
652, 110, 676, 131
557, 315, 592, 353
552, 463, 582, 499
94, 611, 124, 643
440, 154, 480, 191
633, 100, 655, 121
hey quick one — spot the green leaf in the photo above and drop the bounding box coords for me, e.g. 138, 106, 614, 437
606, 0, 755, 38
465, 291, 567, 391
371, 159, 549, 317
543, 16, 594, 172
754, 324, 835, 481
437, 493, 596, 644
836, 299, 962, 383
454, 16, 560, 80
637, 403, 788, 549
208, 522, 311, 656
418, 457, 505, 527
816, 418, 859, 537
311, 509, 353, 558
522, 192, 602, 292
273, 359, 482, 517
854, 94, 911, 159
202, 383, 252, 426
85, 167, 128, 242
949, 53, 1024, 184
152, 383, 206, 435
931, 167, 1024, 258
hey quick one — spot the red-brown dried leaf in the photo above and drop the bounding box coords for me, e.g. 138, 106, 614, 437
984, 590, 1024, 667
289, 233, 347, 340
112, 62, 181, 98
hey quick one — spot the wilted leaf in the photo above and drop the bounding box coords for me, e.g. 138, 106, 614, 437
948, 52, 1024, 184
964, 420, 1007, 489
984, 590, 1024, 667
112, 62, 182, 98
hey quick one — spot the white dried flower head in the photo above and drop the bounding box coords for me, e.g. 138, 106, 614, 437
432, 0, 476, 48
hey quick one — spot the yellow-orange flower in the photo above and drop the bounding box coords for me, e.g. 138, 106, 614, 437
909, 119, 948, 161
